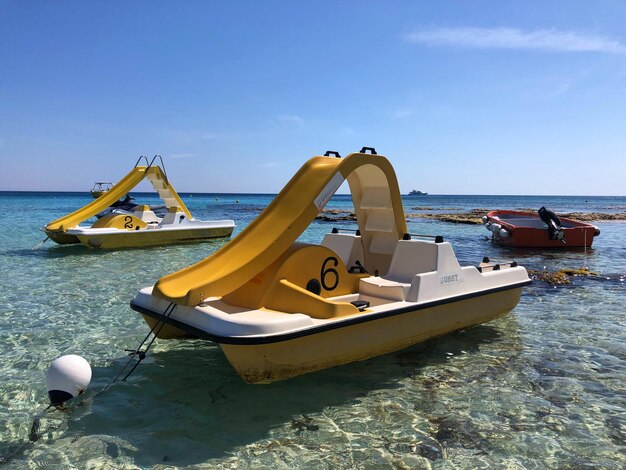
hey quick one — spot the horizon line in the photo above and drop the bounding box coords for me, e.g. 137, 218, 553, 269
0, 190, 624, 198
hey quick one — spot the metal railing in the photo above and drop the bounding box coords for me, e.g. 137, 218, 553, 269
133, 154, 169, 185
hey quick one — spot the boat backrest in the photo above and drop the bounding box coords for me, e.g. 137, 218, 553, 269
133, 205, 161, 223
321, 233, 364, 267
160, 207, 185, 225
385, 240, 438, 283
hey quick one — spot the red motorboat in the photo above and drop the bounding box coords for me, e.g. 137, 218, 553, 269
483, 207, 600, 248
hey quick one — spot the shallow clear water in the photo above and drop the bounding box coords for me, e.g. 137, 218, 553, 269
0, 192, 624, 469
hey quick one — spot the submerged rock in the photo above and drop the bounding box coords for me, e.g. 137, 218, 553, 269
528, 267, 598, 285
558, 211, 626, 221
290, 415, 320, 435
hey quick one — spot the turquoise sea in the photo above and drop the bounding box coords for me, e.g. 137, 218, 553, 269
0, 192, 624, 469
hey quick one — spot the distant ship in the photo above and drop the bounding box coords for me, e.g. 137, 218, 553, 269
408, 190, 428, 196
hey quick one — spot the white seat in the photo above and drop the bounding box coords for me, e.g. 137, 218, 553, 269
321, 233, 364, 267
160, 208, 186, 225
133, 206, 161, 223
358, 239, 438, 301
359, 276, 410, 301
386, 240, 438, 283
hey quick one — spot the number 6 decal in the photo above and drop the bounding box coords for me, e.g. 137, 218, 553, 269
320, 256, 339, 291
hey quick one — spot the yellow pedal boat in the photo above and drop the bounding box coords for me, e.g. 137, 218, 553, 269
130, 148, 530, 383
45, 156, 235, 249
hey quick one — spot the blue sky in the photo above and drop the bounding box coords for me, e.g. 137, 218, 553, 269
1, 1, 625, 195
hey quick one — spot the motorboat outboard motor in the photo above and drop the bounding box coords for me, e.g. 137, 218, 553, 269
538, 206, 566, 243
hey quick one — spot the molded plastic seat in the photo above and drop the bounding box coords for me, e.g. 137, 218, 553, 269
386, 240, 438, 282
159, 207, 186, 225
321, 233, 364, 268
359, 276, 410, 301
133, 205, 161, 223
359, 240, 438, 301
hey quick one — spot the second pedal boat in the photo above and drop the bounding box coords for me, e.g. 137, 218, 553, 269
45, 156, 235, 249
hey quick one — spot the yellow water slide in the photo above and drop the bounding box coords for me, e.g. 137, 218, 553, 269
153, 150, 408, 306
45, 163, 192, 242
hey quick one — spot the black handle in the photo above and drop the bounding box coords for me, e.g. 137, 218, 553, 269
324, 150, 341, 158
359, 147, 377, 154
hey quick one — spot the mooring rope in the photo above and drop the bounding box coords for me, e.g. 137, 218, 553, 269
31, 236, 49, 250
113, 302, 176, 384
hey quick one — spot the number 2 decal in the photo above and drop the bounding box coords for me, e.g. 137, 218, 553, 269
320, 256, 339, 291
124, 216, 133, 229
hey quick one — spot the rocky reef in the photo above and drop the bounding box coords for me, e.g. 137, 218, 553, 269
528, 267, 598, 285
315, 208, 626, 224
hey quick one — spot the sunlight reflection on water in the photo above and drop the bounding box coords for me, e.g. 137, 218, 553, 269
0, 193, 624, 468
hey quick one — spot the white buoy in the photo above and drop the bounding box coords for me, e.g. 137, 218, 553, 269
45, 355, 92, 406
481, 216, 488, 224
499, 228, 510, 238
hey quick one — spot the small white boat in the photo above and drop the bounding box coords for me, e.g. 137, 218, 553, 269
45, 156, 235, 249
131, 148, 530, 383
90, 181, 113, 198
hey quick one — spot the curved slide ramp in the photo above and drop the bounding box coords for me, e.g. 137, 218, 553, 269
45, 163, 191, 243
153, 149, 408, 306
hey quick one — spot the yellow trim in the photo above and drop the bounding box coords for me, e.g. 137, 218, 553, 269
153, 151, 408, 306
220, 288, 522, 383
75, 225, 233, 249
91, 214, 148, 230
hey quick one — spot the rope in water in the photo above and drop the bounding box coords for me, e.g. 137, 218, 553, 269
107, 301, 176, 388
31, 236, 49, 250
